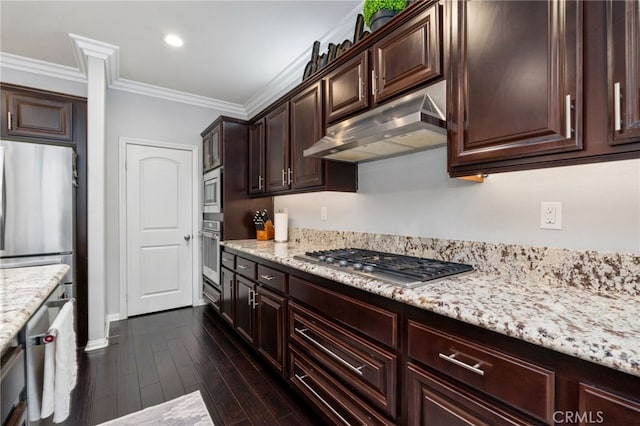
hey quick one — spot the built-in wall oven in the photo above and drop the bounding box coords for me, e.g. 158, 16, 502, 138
203, 168, 221, 213
201, 219, 221, 308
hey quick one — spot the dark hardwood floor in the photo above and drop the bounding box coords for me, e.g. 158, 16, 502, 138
50, 305, 324, 425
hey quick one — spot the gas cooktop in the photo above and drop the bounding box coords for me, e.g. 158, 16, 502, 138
294, 248, 473, 288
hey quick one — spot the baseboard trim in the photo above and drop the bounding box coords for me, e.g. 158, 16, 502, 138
84, 338, 109, 352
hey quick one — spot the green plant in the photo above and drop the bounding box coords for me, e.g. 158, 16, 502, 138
363, 0, 406, 27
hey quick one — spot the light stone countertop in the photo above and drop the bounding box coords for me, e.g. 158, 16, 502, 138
222, 239, 640, 378
0, 264, 69, 353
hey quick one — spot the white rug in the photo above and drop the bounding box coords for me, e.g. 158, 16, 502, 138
97, 391, 214, 426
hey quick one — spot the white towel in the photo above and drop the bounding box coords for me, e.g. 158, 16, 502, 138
27, 305, 50, 421
41, 301, 77, 423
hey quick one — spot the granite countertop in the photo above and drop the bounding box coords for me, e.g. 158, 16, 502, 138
222, 239, 640, 377
0, 264, 69, 353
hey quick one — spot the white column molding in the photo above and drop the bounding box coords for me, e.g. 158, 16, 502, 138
72, 35, 115, 351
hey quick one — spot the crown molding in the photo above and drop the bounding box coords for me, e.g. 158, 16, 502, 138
243, 1, 363, 118
0, 52, 87, 83
110, 78, 247, 118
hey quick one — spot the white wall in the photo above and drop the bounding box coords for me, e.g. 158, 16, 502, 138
1, 66, 87, 97
275, 147, 640, 254
105, 89, 224, 316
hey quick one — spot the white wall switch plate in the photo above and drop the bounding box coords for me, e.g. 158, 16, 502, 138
320, 206, 327, 221
540, 201, 562, 230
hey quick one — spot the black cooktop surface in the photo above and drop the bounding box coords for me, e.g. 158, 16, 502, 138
295, 248, 473, 288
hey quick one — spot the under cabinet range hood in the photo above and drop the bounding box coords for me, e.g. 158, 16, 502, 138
304, 80, 447, 163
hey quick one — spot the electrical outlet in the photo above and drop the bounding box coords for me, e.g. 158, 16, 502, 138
320, 206, 327, 221
540, 201, 562, 230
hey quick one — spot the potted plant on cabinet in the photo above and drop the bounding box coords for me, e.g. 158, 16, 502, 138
363, 0, 407, 31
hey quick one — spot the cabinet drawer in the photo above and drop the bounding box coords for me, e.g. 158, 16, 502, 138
406, 362, 532, 426
221, 252, 236, 270
579, 383, 640, 425
202, 279, 221, 312
235, 257, 256, 280
1, 345, 25, 425
290, 276, 398, 348
290, 347, 394, 426
290, 303, 397, 418
407, 321, 555, 424
257, 264, 287, 293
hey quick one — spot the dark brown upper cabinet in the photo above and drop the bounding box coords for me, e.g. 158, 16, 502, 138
256, 83, 357, 196
290, 82, 324, 190
2, 89, 74, 142
325, 52, 370, 123
248, 119, 266, 195
448, 0, 583, 172
372, 3, 442, 104
324, 3, 442, 125
265, 103, 290, 193
608, 0, 640, 146
202, 124, 221, 173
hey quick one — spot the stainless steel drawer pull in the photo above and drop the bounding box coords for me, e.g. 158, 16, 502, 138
222, 257, 233, 262
294, 327, 365, 376
295, 373, 352, 426
260, 274, 276, 281
438, 352, 485, 376
258, 175, 264, 190
237, 265, 248, 270
7, 112, 12, 130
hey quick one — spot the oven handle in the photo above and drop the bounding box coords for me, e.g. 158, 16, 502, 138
199, 231, 219, 240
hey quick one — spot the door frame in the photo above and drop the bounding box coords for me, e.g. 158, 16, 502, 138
118, 136, 201, 319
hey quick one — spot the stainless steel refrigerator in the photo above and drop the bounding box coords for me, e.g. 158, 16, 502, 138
0, 140, 74, 291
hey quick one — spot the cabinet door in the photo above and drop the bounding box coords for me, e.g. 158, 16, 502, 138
608, 0, 640, 145
265, 103, 290, 193
202, 131, 212, 172
290, 83, 324, 190
372, 4, 441, 103
448, 1, 583, 169
256, 287, 286, 374
578, 383, 640, 425
3, 90, 73, 142
235, 275, 255, 344
325, 52, 369, 123
210, 125, 222, 170
248, 119, 266, 195
220, 267, 234, 325
406, 363, 531, 426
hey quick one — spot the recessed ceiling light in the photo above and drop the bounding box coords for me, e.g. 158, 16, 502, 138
163, 34, 183, 47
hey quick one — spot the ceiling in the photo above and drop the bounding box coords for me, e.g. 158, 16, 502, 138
0, 1, 361, 107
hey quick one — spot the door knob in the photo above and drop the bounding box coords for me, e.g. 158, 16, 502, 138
184, 234, 191, 241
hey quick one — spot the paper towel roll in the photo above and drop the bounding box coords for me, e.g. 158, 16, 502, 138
274, 212, 288, 242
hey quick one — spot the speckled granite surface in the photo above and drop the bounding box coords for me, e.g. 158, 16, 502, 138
222, 233, 640, 378
0, 264, 69, 352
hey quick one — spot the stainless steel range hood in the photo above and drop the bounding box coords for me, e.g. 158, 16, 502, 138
304, 80, 447, 163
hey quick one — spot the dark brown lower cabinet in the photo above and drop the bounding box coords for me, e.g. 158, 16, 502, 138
216, 248, 640, 426
578, 383, 640, 426
406, 363, 531, 426
289, 347, 394, 426
256, 287, 287, 374
289, 302, 397, 419
220, 267, 234, 325
235, 275, 255, 344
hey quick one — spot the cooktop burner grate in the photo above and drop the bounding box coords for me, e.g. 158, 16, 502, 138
296, 248, 473, 287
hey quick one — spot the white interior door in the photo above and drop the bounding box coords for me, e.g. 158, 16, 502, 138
126, 143, 193, 316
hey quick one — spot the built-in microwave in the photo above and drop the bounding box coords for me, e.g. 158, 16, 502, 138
203, 168, 221, 213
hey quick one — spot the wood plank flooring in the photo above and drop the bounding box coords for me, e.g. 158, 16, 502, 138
41, 305, 324, 425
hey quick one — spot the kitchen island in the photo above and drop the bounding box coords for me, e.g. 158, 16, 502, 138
221, 238, 639, 378
0, 264, 69, 352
